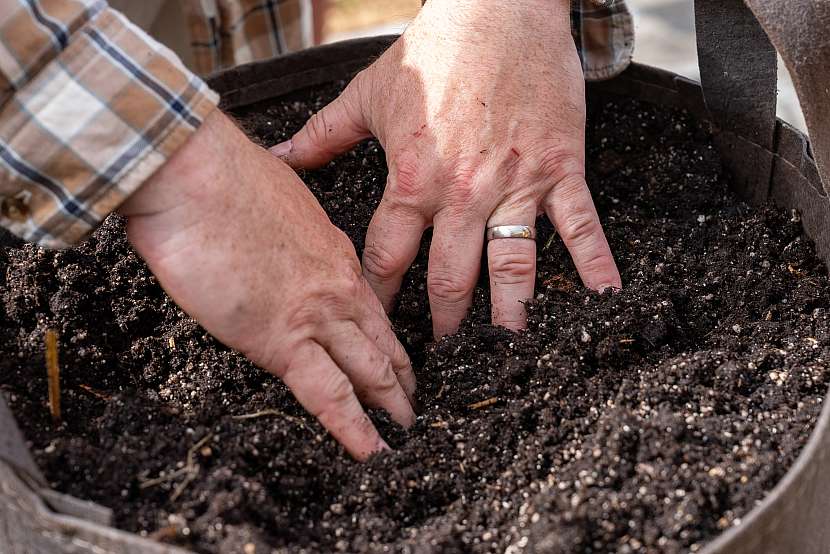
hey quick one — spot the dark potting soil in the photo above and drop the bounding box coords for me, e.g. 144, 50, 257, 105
2, 82, 830, 554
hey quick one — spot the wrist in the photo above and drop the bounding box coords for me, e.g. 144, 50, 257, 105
119, 108, 233, 218
118, 108, 250, 264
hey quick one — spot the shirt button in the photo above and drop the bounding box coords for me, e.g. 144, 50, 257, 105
1, 196, 30, 222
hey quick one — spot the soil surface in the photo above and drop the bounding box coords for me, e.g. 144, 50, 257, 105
2, 82, 830, 554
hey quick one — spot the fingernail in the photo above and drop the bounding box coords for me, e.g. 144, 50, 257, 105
598, 283, 620, 293
270, 140, 292, 159
377, 438, 391, 451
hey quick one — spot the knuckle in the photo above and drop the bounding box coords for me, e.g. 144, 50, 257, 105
316, 371, 356, 416
558, 207, 600, 246
363, 242, 402, 281
489, 250, 535, 285
285, 278, 364, 331
369, 357, 398, 395
445, 164, 480, 206
427, 270, 472, 306
579, 250, 612, 274
390, 153, 424, 200
343, 280, 363, 303
535, 146, 584, 183
284, 304, 322, 336
338, 272, 366, 305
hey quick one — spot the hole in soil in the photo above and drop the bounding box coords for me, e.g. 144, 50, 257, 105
2, 82, 829, 553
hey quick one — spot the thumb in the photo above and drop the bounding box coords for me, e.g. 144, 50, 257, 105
270, 77, 372, 169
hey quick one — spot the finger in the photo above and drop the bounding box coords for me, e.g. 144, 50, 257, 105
270, 76, 371, 169
544, 175, 621, 291
281, 342, 386, 461
427, 212, 485, 339
362, 199, 426, 313
486, 203, 538, 331
320, 322, 415, 428
359, 292, 417, 403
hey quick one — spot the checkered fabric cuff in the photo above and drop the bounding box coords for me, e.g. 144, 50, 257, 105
0, 2, 218, 248
184, 0, 314, 75
573, 0, 634, 81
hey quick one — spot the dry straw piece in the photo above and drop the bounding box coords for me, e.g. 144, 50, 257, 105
45, 329, 60, 424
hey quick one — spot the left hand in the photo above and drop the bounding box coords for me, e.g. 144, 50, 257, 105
122, 111, 415, 460
272, 0, 621, 338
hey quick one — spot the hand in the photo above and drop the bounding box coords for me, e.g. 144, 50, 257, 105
271, 0, 621, 338
120, 110, 416, 460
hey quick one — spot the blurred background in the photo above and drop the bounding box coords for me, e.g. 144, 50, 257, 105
318, 0, 418, 43
318, 0, 806, 131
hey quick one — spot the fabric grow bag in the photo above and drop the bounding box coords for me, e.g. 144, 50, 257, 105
1, 0, 828, 552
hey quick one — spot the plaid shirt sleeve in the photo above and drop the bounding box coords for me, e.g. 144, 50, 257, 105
574, 0, 634, 81
0, 0, 218, 248
183, 0, 313, 76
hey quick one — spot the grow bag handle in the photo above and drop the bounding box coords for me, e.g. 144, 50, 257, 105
694, 0, 830, 198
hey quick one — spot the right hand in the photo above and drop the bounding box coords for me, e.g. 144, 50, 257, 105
272, 0, 621, 338
119, 110, 415, 460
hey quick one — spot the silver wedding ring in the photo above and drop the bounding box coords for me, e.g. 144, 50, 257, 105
486, 225, 536, 241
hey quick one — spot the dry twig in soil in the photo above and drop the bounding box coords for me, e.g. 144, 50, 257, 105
467, 397, 498, 410
45, 329, 60, 424
232, 408, 314, 433
77, 384, 111, 401
139, 433, 214, 502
